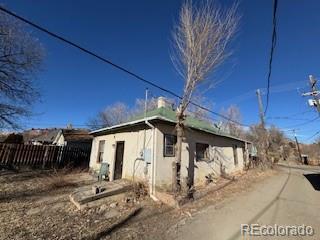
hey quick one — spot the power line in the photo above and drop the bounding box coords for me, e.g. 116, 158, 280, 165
266, 116, 312, 121
0, 6, 180, 99
282, 116, 319, 129
264, 0, 278, 116
285, 109, 314, 117
305, 130, 320, 142
216, 80, 305, 108
24, 122, 101, 127
0, 6, 251, 127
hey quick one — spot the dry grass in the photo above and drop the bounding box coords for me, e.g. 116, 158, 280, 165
45, 170, 78, 189
0, 167, 276, 240
132, 182, 149, 199
0, 169, 140, 240
41, 166, 90, 190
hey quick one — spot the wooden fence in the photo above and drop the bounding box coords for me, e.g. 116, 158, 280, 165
0, 143, 91, 168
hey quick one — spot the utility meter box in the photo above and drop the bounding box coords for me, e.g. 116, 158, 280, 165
143, 149, 152, 164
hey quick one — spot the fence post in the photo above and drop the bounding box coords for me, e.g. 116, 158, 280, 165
7, 144, 17, 167
42, 145, 49, 169
0, 143, 91, 169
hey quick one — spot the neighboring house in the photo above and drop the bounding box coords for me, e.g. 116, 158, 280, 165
89, 97, 250, 195
30, 129, 61, 145
31, 128, 92, 149
54, 129, 93, 149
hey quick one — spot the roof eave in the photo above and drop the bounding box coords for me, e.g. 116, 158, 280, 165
90, 115, 250, 143
187, 125, 251, 143
90, 116, 175, 135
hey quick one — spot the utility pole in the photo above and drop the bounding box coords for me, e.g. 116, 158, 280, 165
256, 89, 265, 128
256, 89, 269, 165
309, 75, 320, 114
293, 129, 303, 163
302, 75, 320, 115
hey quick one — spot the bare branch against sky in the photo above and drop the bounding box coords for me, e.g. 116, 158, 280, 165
171, 0, 239, 193
0, 11, 44, 129
171, 0, 239, 112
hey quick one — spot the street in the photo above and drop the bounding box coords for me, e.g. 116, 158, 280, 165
175, 163, 320, 240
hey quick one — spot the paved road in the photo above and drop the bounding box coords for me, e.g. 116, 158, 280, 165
176, 163, 320, 240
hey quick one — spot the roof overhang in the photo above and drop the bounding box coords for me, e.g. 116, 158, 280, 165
90, 116, 251, 143
90, 115, 174, 135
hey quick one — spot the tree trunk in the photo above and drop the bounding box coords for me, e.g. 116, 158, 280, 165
173, 113, 184, 193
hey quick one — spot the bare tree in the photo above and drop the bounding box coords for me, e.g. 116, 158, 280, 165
301, 141, 320, 164
271, 127, 285, 162
87, 98, 162, 130
185, 94, 214, 121
246, 124, 287, 167
245, 124, 267, 167
132, 97, 159, 116
87, 102, 130, 129
220, 105, 243, 138
0, 11, 44, 129
170, 0, 238, 193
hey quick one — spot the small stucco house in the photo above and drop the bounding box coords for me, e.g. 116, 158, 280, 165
89, 98, 250, 197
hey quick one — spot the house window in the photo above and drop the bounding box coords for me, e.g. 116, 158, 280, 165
233, 145, 238, 166
163, 134, 177, 157
97, 140, 105, 163
196, 143, 210, 161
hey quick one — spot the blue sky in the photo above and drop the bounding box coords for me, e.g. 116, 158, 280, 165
1, 0, 320, 143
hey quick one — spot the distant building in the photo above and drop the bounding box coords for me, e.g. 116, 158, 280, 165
30, 128, 92, 149
29, 129, 61, 145
55, 129, 93, 149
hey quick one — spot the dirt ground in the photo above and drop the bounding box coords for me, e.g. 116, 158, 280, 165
0, 167, 275, 240
174, 163, 320, 240
0, 169, 142, 240
104, 168, 277, 240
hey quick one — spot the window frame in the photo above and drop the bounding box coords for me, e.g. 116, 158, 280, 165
97, 140, 105, 163
163, 134, 177, 157
196, 142, 210, 161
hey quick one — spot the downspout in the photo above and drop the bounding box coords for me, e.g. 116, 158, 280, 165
143, 89, 158, 201
145, 119, 158, 201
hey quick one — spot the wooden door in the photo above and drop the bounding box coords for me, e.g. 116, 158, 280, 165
114, 141, 124, 180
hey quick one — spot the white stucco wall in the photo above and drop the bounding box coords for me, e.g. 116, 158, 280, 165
154, 123, 246, 190
89, 128, 153, 182
89, 122, 247, 191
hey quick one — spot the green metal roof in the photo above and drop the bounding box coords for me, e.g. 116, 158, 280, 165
132, 107, 228, 137
92, 107, 249, 143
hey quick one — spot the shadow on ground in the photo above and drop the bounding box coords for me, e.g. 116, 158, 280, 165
304, 173, 320, 191
225, 166, 292, 240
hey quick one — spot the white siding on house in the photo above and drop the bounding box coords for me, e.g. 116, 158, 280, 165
154, 123, 245, 190
89, 128, 153, 182
89, 122, 247, 192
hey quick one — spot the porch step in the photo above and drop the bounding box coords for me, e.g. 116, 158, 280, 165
70, 179, 133, 210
